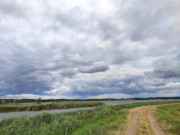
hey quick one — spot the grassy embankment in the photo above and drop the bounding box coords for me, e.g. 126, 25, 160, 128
0, 101, 179, 135
154, 103, 180, 135
0, 101, 104, 112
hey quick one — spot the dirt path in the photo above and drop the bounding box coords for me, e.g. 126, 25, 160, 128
124, 106, 166, 135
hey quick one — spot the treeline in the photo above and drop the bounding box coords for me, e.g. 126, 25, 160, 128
0, 96, 179, 104
0, 98, 17, 104
0, 97, 41, 104
131, 97, 180, 100
0, 98, 120, 104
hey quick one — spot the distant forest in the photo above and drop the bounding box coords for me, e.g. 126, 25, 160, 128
0, 97, 179, 103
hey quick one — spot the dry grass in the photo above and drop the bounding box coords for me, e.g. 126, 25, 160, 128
137, 107, 154, 135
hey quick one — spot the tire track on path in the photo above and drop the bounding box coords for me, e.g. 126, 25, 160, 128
125, 107, 141, 135
124, 106, 167, 135
147, 107, 166, 135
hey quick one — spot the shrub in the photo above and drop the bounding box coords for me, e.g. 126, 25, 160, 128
36, 98, 42, 104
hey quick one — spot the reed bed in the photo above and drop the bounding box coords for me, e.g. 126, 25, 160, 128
0, 101, 104, 112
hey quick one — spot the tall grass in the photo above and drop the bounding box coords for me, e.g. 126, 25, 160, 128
154, 103, 180, 135
0, 101, 179, 135
0, 101, 104, 112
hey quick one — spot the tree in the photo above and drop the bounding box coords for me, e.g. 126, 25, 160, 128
2, 96, 6, 104
36, 98, 41, 104
13, 96, 18, 104
0, 97, 2, 104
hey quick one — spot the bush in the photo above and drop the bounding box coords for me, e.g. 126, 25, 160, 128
36, 98, 42, 104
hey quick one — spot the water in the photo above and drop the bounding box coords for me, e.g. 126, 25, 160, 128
0, 107, 94, 121
0, 99, 179, 121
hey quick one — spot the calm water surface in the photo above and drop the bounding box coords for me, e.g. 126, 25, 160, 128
0, 107, 94, 121
0, 99, 179, 121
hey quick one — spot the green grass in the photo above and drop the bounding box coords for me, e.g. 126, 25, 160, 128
0, 101, 104, 112
154, 103, 180, 135
0, 101, 179, 135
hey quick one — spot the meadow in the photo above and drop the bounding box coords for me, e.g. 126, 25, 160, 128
155, 103, 180, 135
0, 101, 104, 112
0, 100, 179, 135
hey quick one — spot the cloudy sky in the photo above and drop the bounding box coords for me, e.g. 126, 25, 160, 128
0, 0, 180, 99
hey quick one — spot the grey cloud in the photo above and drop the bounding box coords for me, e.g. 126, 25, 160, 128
112, 51, 138, 64
67, 74, 145, 98
153, 58, 180, 78
79, 62, 109, 73
0, 0, 180, 98
55, 8, 82, 28
119, 0, 173, 41
61, 69, 76, 78
154, 69, 180, 78
0, 0, 26, 17
98, 18, 120, 40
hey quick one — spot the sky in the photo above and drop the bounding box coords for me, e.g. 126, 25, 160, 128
0, 0, 180, 99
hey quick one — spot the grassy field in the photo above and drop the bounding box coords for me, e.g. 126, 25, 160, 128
154, 103, 180, 135
0, 101, 104, 112
0, 101, 179, 135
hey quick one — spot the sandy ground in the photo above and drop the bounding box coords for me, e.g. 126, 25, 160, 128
124, 106, 167, 135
